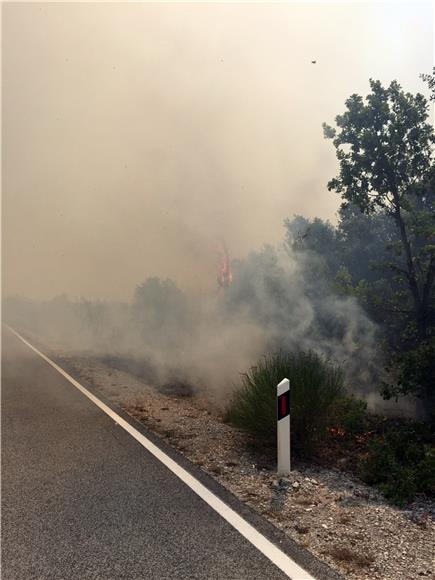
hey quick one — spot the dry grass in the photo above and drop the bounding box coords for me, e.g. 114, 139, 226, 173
294, 523, 310, 534
293, 495, 315, 506
325, 545, 375, 568
337, 511, 353, 524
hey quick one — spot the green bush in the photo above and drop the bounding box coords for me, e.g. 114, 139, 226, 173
225, 351, 345, 456
330, 397, 368, 436
380, 338, 435, 420
359, 422, 435, 505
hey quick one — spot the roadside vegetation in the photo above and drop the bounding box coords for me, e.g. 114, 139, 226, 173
226, 71, 435, 505
225, 351, 345, 455
4, 71, 435, 506
358, 420, 435, 505
225, 350, 435, 505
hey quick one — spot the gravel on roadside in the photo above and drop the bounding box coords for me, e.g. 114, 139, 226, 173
51, 350, 435, 580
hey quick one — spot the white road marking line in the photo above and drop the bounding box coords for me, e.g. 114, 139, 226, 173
6, 326, 316, 580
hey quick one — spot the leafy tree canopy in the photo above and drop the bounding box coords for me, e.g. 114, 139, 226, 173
323, 79, 435, 341
322, 78, 435, 410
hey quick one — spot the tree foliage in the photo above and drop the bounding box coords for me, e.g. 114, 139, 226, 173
321, 79, 435, 409
420, 67, 435, 101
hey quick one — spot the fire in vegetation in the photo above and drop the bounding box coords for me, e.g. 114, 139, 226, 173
217, 241, 233, 288
327, 426, 346, 438
327, 424, 378, 444
354, 430, 377, 445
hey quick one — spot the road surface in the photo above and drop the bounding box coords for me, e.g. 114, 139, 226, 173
2, 328, 339, 580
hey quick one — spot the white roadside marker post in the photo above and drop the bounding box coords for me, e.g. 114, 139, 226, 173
277, 378, 291, 475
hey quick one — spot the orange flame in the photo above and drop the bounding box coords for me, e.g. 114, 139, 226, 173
217, 241, 233, 288
327, 426, 346, 438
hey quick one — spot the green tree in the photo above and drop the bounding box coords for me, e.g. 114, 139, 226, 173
285, 215, 343, 280
323, 79, 435, 342
420, 67, 435, 101
285, 208, 398, 288
323, 80, 435, 408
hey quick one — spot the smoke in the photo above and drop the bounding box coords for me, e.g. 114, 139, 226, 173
3, 241, 380, 404
3, 2, 432, 301
220, 245, 380, 393
2, 3, 431, 414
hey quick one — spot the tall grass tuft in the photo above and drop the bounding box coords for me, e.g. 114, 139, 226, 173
225, 350, 345, 456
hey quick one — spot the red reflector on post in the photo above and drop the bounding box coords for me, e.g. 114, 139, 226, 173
281, 394, 286, 416
277, 391, 290, 421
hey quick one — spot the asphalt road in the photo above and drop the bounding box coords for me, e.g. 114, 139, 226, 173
1, 329, 338, 580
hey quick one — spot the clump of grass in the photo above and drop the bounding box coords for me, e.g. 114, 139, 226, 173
294, 524, 310, 534
293, 495, 315, 506
337, 511, 352, 524
326, 545, 374, 567
225, 350, 345, 456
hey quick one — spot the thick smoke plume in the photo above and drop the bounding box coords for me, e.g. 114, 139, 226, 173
4, 242, 379, 405
3, 3, 430, 420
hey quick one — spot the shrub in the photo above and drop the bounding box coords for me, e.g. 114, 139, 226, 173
225, 351, 345, 456
358, 421, 435, 505
380, 338, 435, 420
330, 397, 368, 436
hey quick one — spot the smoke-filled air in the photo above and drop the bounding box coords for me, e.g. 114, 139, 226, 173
2, 2, 434, 416
4, 4, 435, 570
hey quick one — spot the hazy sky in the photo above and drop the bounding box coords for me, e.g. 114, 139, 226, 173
3, 1, 433, 300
